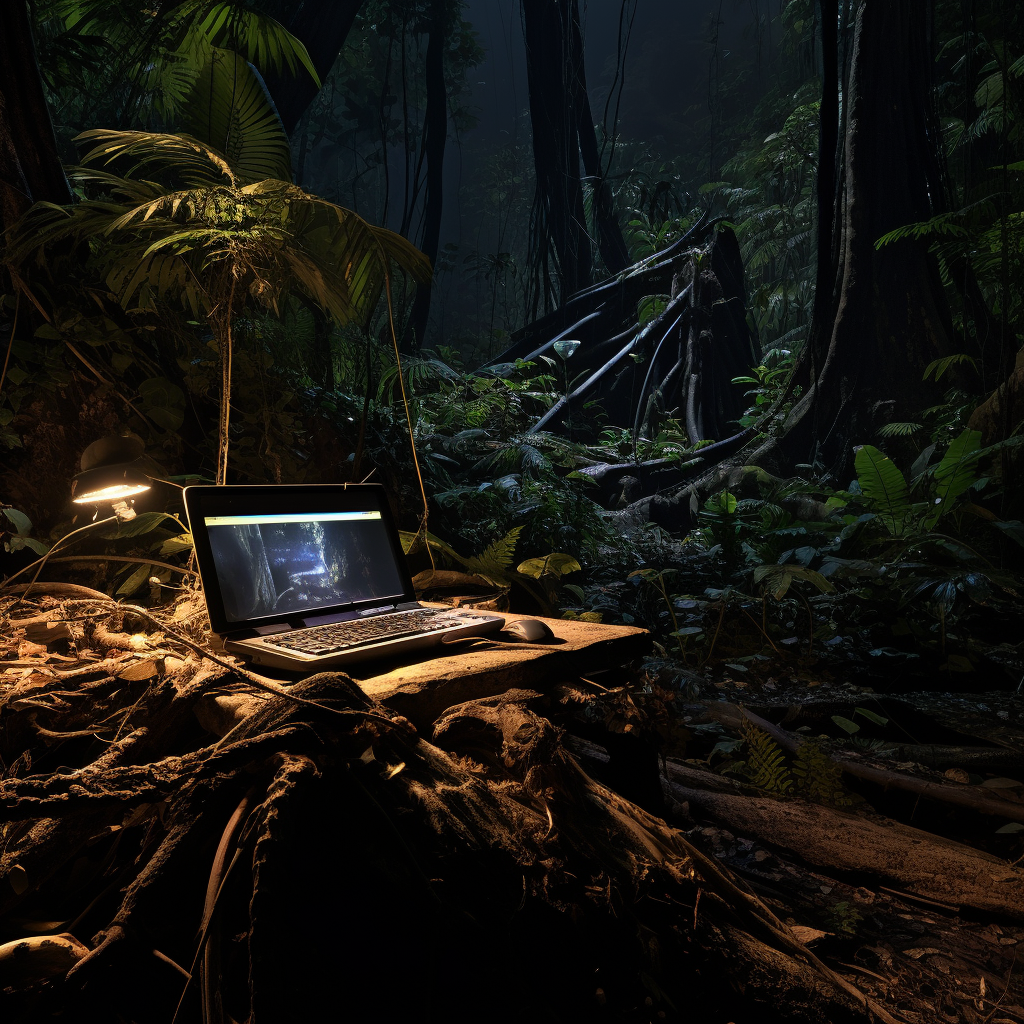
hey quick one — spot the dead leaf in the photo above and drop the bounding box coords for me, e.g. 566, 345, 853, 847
116, 658, 162, 682
790, 925, 829, 945
7, 864, 29, 895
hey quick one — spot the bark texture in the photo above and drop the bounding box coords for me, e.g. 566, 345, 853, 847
523, 0, 630, 311
787, 0, 959, 471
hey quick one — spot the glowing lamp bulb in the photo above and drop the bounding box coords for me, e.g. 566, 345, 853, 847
72, 482, 151, 504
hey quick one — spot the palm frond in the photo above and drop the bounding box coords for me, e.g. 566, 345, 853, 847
174, 1, 320, 85
75, 129, 236, 185
180, 47, 292, 182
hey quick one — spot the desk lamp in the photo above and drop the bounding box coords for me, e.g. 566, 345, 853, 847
4, 435, 171, 600
71, 435, 152, 521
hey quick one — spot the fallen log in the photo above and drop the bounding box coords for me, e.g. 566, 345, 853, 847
663, 758, 1024, 921
709, 703, 1024, 825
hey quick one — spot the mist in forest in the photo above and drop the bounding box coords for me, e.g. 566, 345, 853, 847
430, 0, 782, 351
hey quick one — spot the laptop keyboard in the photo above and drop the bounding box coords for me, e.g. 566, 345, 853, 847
266, 609, 459, 656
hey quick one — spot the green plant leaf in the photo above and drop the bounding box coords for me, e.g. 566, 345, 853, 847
116, 562, 156, 596
180, 47, 292, 182
517, 553, 582, 579
854, 707, 888, 727
101, 512, 180, 539
464, 526, 523, 577
922, 353, 977, 382
753, 564, 835, 601
159, 533, 194, 557
854, 445, 910, 535
2, 508, 32, 535
992, 520, 1024, 548
831, 715, 859, 734
926, 428, 982, 525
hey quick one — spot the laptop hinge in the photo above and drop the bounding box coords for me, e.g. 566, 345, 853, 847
358, 601, 410, 616
251, 622, 291, 636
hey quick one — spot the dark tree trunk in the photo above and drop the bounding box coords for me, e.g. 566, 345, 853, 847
569, 4, 630, 276
786, 0, 959, 472
522, 0, 594, 311
404, 0, 447, 352
260, 0, 366, 136
0, 1, 72, 231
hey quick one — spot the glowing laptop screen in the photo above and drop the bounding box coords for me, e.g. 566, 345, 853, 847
203, 510, 405, 624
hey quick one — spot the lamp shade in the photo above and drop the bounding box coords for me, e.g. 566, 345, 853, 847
71, 463, 152, 505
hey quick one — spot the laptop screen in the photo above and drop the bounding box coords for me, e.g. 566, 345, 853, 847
184, 484, 415, 632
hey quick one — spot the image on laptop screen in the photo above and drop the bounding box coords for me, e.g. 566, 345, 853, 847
204, 510, 406, 624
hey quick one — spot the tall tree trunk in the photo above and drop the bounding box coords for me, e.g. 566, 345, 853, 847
0, 1, 71, 231
785, 0, 959, 473
522, 0, 594, 310
404, 0, 447, 352
569, 3, 630, 275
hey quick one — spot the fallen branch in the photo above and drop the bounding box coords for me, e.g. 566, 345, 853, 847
663, 758, 1024, 920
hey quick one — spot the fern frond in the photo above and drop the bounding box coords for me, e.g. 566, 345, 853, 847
876, 422, 923, 438
792, 739, 851, 808
743, 723, 792, 794
464, 526, 523, 578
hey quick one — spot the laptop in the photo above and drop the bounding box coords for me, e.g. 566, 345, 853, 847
183, 483, 506, 671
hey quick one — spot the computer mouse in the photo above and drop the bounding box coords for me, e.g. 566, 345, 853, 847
503, 618, 555, 642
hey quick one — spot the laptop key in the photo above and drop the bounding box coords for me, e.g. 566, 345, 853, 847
267, 610, 459, 655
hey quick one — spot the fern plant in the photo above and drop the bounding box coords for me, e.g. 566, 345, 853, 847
742, 724, 793, 795
792, 739, 851, 808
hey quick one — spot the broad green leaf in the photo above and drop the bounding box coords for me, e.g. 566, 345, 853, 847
831, 715, 859, 734
100, 512, 179, 539
517, 553, 582, 579
753, 564, 835, 601
116, 562, 156, 596
926, 428, 982, 526
992, 520, 1024, 548
854, 708, 888, 727
922, 353, 976, 382
181, 48, 292, 182
854, 445, 910, 535
7, 536, 49, 556
399, 529, 464, 564
2, 508, 32, 535
186, 2, 321, 85
159, 533, 194, 557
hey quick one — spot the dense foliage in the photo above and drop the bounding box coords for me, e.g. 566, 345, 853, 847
2, 0, 1024, 699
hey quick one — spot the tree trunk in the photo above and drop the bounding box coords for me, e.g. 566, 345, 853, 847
522, 0, 594, 310
404, 0, 447, 351
569, 3, 630, 275
0, 1, 71, 231
785, 0, 960, 473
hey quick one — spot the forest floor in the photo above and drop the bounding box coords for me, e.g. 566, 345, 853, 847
1, 579, 1022, 1023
